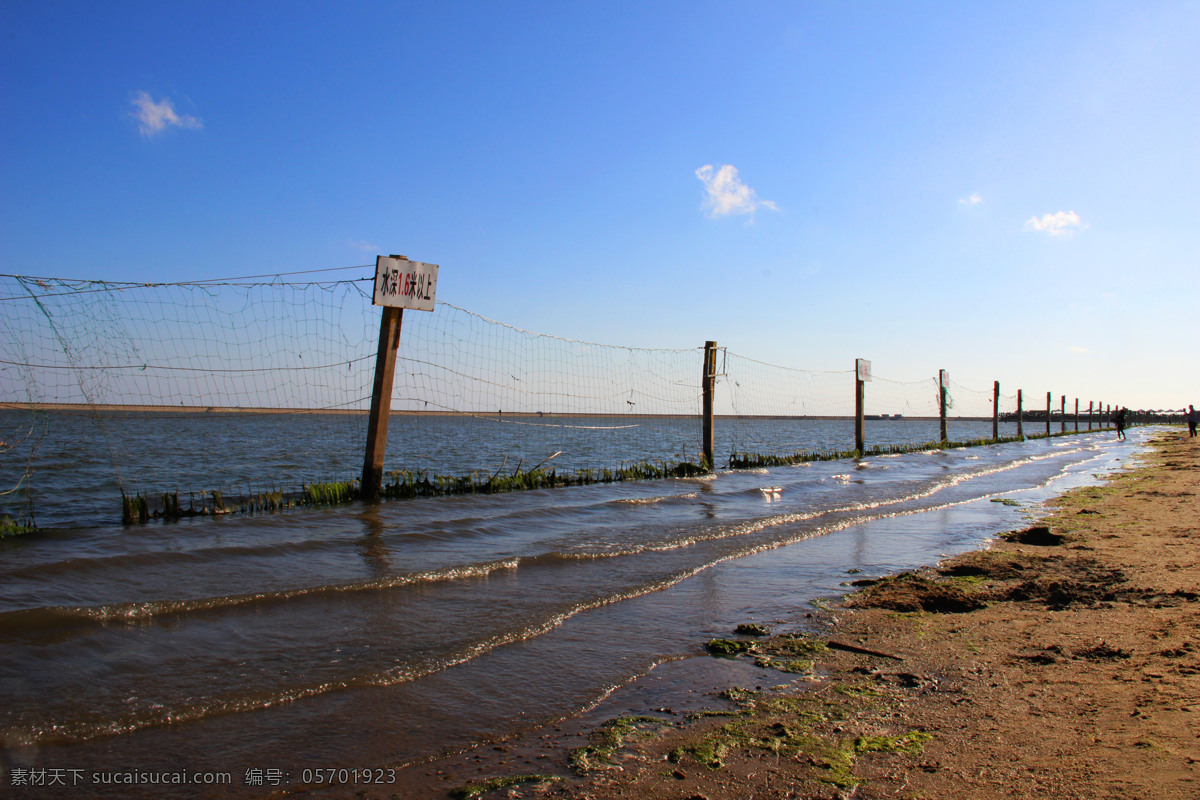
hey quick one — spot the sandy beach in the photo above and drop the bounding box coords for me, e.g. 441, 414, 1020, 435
312, 428, 1198, 800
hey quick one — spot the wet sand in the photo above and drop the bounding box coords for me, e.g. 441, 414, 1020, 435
286, 428, 1198, 799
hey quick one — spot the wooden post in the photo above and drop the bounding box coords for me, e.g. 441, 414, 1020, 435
1046, 391, 1052, 438
702, 341, 717, 470
362, 306, 404, 500
992, 380, 1000, 440
855, 359, 866, 455
939, 369, 948, 442
1060, 395, 1066, 433
1088, 400, 1093, 430
854, 377, 865, 454
1017, 390, 1024, 439
1074, 398, 1079, 432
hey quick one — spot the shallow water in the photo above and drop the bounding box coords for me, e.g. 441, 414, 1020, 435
0, 410, 1040, 529
0, 421, 1148, 798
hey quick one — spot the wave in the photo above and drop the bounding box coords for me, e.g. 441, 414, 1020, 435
3, 516, 844, 747
610, 491, 698, 505
0, 558, 520, 632
4, 447, 1081, 633
0, 535, 351, 582
2, 441, 1119, 747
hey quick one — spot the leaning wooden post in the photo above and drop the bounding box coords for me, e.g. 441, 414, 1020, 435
992, 380, 1000, 440
702, 341, 717, 470
939, 369, 949, 442
855, 358, 871, 455
1017, 390, 1024, 439
362, 255, 439, 500
362, 306, 404, 500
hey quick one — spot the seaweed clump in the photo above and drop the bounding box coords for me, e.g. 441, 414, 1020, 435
705, 638, 754, 656
448, 775, 561, 799
847, 572, 986, 613
670, 686, 932, 788
0, 513, 36, 538
1001, 525, 1065, 546
570, 716, 668, 771
118, 457, 711, 525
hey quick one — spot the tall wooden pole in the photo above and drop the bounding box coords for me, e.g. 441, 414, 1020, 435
1017, 390, 1024, 439
361, 306, 404, 500
855, 362, 866, 455
1088, 400, 1093, 430
1060, 395, 1066, 433
1046, 391, 1052, 438
992, 380, 1000, 441
1074, 398, 1079, 432
939, 369, 948, 442
702, 341, 717, 470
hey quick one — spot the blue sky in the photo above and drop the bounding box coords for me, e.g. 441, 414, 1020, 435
2, 1, 1197, 410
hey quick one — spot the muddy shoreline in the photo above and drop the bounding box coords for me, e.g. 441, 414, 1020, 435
284, 429, 1198, 800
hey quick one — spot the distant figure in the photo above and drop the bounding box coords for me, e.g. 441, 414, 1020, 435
1114, 407, 1128, 440
1188, 404, 1199, 437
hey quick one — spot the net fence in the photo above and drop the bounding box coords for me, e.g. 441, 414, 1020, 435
0, 272, 1121, 528
0, 274, 704, 525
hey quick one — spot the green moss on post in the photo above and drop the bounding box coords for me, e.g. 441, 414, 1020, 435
0, 514, 36, 538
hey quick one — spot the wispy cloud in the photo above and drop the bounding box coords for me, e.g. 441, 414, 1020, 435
958, 192, 983, 206
130, 92, 202, 137
1023, 210, 1087, 236
1069, 345, 1090, 354
695, 164, 778, 221
349, 240, 380, 253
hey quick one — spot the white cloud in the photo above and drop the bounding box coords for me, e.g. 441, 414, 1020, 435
130, 92, 202, 137
958, 192, 983, 206
349, 240, 380, 253
1069, 345, 1090, 354
695, 164, 778, 220
1023, 210, 1087, 236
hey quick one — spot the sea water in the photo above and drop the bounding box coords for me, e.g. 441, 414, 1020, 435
0, 412, 1148, 798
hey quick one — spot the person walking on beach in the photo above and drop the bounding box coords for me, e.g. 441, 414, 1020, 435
1188, 405, 1199, 437
1114, 407, 1128, 440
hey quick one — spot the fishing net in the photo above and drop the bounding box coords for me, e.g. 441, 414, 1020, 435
0, 273, 702, 524
0, 270, 1117, 528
